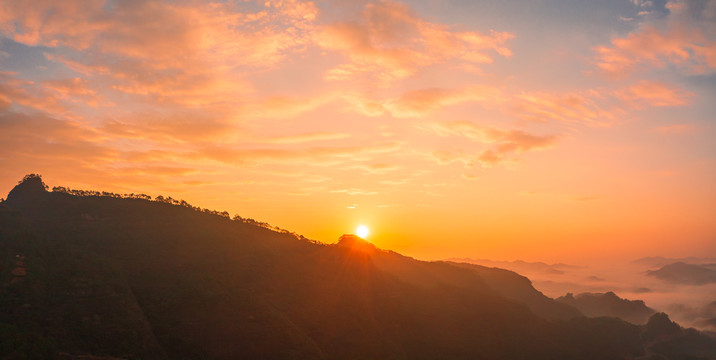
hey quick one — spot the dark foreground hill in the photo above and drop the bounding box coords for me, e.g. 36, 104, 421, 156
1, 175, 715, 359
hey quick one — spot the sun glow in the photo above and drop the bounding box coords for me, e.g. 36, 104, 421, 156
356, 225, 370, 238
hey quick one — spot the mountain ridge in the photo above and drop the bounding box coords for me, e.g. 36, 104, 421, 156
2, 175, 715, 359
556, 291, 655, 325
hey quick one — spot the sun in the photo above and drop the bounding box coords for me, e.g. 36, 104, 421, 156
356, 225, 370, 239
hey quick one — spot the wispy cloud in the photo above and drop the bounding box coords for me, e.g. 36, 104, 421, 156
511, 90, 618, 127
0, 72, 67, 114
424, 120, 559, 166
316, 0, 513, 84
191, 142, 402, 166
613, 80, 693, 108
594, 0, 716, 76
346, 85, 502, 118
1, 0, 318, 105
263, 131, 351, 144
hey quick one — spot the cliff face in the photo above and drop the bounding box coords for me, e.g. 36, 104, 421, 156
2, 176, 715, 360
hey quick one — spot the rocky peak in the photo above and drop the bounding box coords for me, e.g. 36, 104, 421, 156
335, 234, 378, 254
5, 174, 48, 205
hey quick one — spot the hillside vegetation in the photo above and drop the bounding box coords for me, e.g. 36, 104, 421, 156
1, 175, 714, 359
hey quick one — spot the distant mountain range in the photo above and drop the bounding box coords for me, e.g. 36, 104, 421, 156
446, 257, 577, 275
646, 262, 716, 285
1, 174, 715, 359
634, 256, 716, 268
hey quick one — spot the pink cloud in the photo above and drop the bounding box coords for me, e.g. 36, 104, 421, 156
101, 110, 239, 144
345, 85, 502, 118
249, 93, 339, 119
191, 142, 402, 166
1, 0, 319, 105
112, 166, 199, 177
386, 86, 502, 118
614, 80, 693, 108
511, 81, 692, 127
263, 132, 351, 144
0, 111, 116, 168
316, 0, 513, 83
594, 0, 716, 76
42, 77, 113, 108
512, 91, 618, 127
0, 0, 107, 49
0, 72, 66, 114
426, 121, 559, 167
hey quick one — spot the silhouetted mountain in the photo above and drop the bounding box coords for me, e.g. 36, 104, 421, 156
668, 301, 716, 332
2, 175, 715, 359
647, 262, 716, 285
634, 256, 716, 268
644, 313, 716, 359
696, 318, 716, 332
446, 261, 582, 320
556, 292, 655, 325
447, 257, 576, 275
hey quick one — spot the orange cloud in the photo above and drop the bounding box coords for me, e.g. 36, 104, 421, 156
0, 111, 116, 168
426, 121, 559, 167
250, 93, 339, 119
386, 86, 501, 118
614, 80, 693, 108
42, 77, 113, 108
192, 142, 402, 167
512, 91, 618, 126
263, 132, 351, 144
346, 85, 502, 118
316, 0, 513, 83
0, 0, 106, 49
0, 72, 67, 114
344, 163, 401, 174
429, 150, 472, 167
101, 110, 239, 144
594, 0, 716, 76
1, 0, 318, 105
512, 80, 693, 126
112, 166, 199, 177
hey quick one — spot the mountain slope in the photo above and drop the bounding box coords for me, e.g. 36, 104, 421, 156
445, 261, 582, 320
556, 292, 655, 325
2, 175, 715, 359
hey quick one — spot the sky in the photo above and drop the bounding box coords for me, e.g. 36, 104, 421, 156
0, 0, 714, 262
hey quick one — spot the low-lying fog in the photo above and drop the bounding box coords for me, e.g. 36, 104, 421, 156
449, 257, 716, 331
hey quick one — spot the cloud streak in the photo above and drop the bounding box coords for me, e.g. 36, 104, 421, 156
347, 85, 502, 118
316, 0, 513, 83
613, 80, 693, 108
1, 0, 319, 105
594, 0, 716, 76
425, 120, 559, 166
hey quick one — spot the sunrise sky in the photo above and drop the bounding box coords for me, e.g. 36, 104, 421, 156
0, 0, 714, 262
